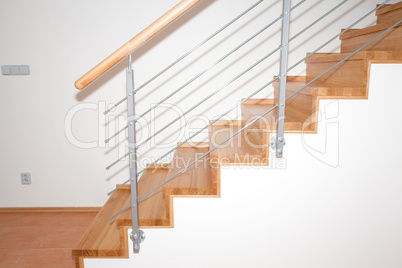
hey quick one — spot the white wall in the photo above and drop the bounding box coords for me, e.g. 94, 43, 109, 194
0, 0, 400, 207
86, 64, 402, 268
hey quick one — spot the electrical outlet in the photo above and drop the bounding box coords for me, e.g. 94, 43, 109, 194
20, 172, 31, 185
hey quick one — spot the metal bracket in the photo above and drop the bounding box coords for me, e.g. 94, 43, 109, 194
270, 135, 286, 152
130, 230, 146, 244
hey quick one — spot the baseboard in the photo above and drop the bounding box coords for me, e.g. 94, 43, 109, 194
0, 207, 102, 213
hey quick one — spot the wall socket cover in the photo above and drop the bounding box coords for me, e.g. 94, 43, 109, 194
20, 172, 31, 185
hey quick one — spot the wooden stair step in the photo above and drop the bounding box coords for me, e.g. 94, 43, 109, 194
272, 80, 318, 133
340, 19, 402, 53
73, 145, 219, 263
209, 120, 268, 165
376, 2, 402, 24
117, 164, 171, 228
306, 50, 402, 98
166, 144, 215, 192
116, 145, 218, 228
305, 51, 366, 63
273, 76, 363, 98
72, 187, 130, 258
241, 98, 317, 133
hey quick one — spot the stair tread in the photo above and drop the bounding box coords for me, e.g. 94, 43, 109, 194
113, 165, 170, 227
209, 122, 268, 165
116, 146, 216, 228
73, 147, 217, 257
376, 3, 402, 24
306, 51, 402, 95
166, 146, 213, 188
305, 50, 402, 64
273, 77, 363, 98
272, 75, 359, 90
241, 97, 317, 133
305, 51, 365, 63
375, 2, 402, 16
73, 188, 129, 257
137, 166, 170, 225
340, 19, 402, 40
275, 80, 361, 90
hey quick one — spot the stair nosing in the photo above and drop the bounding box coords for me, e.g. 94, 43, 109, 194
340, 19, 402, 40
375, 2, 402, 16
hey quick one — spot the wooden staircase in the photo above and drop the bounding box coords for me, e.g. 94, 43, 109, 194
73, 3, 402, 267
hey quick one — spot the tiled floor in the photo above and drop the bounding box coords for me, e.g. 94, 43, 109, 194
0, 212, 97, 268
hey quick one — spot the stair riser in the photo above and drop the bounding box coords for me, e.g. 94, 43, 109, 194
307, 60, 366, 89
241, 105, 317, 133
341, 26, 402, 53
377, 6, 402, 24
208, 125, 269, 165
271, 77, 361, 98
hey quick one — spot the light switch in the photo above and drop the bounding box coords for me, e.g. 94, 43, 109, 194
19, 65, 30, 75
1, 65, 30, 75
1, 65, 11, 75
10, 66, 19, 75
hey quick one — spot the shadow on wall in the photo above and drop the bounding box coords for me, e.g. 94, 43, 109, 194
71, 0, 377, 183
74, 0, 215, 102
101, 0, 366, 159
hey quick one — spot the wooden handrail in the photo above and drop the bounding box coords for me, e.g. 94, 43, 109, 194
75, 0, 201, 90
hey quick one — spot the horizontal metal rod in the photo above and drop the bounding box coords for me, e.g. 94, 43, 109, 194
134, 0, 309, 149
104, 96, 128, 115
289, 0, 348, 43
110, 17, 402, 201
107, 0, 397, 203
106, 0, 305, 195
135, 19, 402, 201
104, 0, 308, 116
106, 152, 129, 170
109, 204, 131, 221
107, 76, 279, 196
105, 124, 128, 143
288, 19, 402, 101
134, 16, 283, 122
136, 45, 280, 149
103, 0, 265, 116
288, 0, 390, 72
138, 105, 278, 202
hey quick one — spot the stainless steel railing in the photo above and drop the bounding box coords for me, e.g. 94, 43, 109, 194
80, 0, 400, 255
107, 0, 350, 194
103, 0, 265, 116
104, 0, 305, 146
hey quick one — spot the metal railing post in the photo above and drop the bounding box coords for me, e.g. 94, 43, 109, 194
276, 0, 291, 158
126, 55, 143, 253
